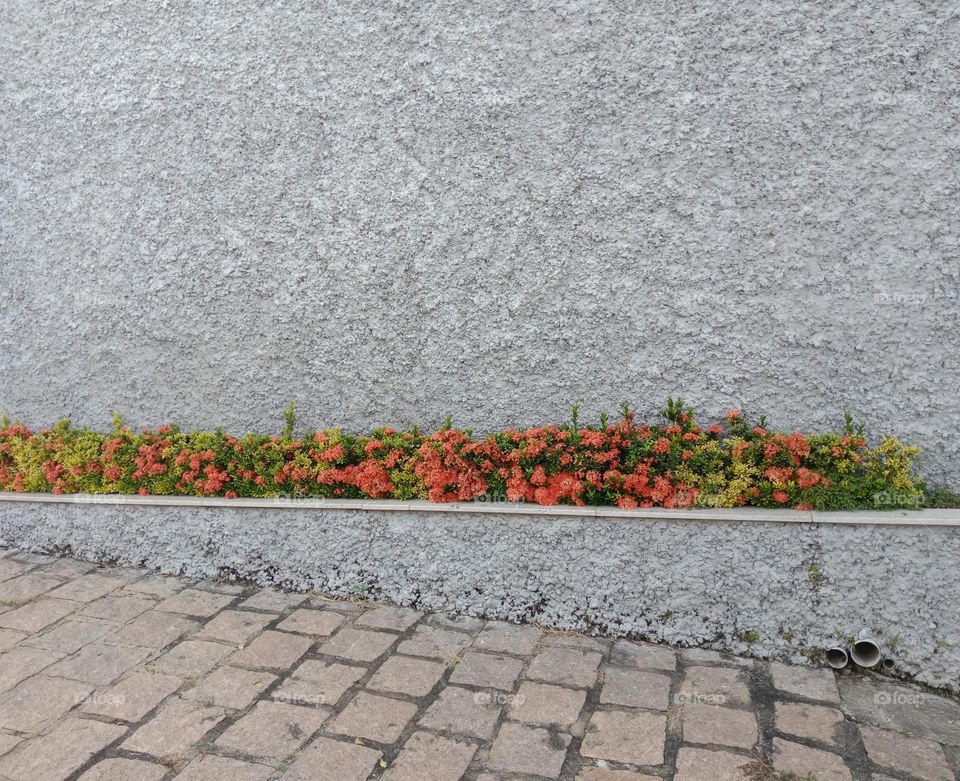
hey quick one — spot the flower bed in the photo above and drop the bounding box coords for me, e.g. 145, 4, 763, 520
1, 399, 951, 510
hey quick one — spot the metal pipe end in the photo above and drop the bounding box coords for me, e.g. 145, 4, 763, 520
850, 639, 882, 668
881, 657, 895, 672
826, 647, 849, 669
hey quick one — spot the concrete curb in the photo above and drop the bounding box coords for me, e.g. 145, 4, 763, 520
1, 492, 957, 526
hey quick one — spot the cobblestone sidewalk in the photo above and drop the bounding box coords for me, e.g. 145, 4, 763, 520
0, 549, 958, 781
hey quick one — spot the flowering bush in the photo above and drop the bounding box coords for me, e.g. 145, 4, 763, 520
0, 401, 945, 510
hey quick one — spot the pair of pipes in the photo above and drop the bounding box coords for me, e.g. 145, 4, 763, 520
826, 638, 895, 671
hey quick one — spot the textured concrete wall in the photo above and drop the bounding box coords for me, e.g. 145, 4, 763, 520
1, 2, 958, 485
2, 499, 958, 691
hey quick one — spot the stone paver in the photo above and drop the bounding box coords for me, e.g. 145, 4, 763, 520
0, 717, 126, 781
488, 722, 571, 777
175, 753, 274, 781
79, 758, 167, 781
183, 665, 277, 709
681, 703, 758, 748
329, 690, 418, 743
82, 669, 184, 721
449, 650, 524, 690
526, 646, 603, 688
216, 700, 329, 758
0, 551, 957, 781
367, 654, 446, 696
860, 725, 953, 781
196, 608, 277, 643
599, 667, 672, 710
581, 709, 667, 766
508, 680, 586, 727
284, 736, 382, 781
121, 697, 226, 759
383, 730, 477, 780
47, 641, 151, 685
775, 700, 845, 747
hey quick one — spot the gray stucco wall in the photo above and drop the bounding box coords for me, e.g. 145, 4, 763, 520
1, 499, 958, 691
1, 2, 958, 486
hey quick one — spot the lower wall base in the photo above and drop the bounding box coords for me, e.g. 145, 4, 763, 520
1, 499, 958, 691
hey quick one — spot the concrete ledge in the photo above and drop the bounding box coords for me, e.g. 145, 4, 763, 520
1, 492, 958, 526
1, 493, 958, 691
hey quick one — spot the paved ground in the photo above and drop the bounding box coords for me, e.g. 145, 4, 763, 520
0, 549, 958, 781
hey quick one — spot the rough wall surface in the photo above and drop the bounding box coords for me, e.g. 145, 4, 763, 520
1, 2, 958, 485
1, 501, 958, 691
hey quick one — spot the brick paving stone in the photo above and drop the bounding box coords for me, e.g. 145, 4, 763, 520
0, 717, 126, 781
473, 621, 542, 655
183, 665, 277, 709
122, 575, 183, 598
79, 594, 154, 622
217, 700, 330, 758
329, 691, 417, 744
79, 758, 167, 781
81, 669, 183, 721
150, 638, 235, 678
0, 598, 81, 632
770, 660, 840, 703
48, 642, 152, 685
196, 609, 277, 644
239, 589, 307, 612
276, 607, 344, 636
321, 626, 398, 662
107, 609, 198, 647
542, 633, 610, 654
0, 558, 33, 582
0, 645, 63, 692
677, 666, 752, 708
175, 753, 275, 781
487, 721, 571, 778
576, 769, 661, 781
46, 573, 128, 602
0, 733, 23, 756
610, 639, 677, 671
383, 730, 477, 781
0, 573, 64, 603
397, 625, 472, 661
427, 613, 486, 633
278, 659, 366, 704
681, 703, 758, 748
859, 725, 953, 781
838, 676, 960, 745
0, 627, 28, 651
772, 737, 852, 781
526, 647, 602, 688
155, 588, 234, 617
775, 701, 845, 747
355, 605, 422, 631
682, 648, 751, 667
450, 651, 524, 690
121, 697, 226, 759
22, 617, 118, 653
0, 675, 92, 732
508, 681, 586, 727
599, 667, 672, 711
284, 736, 382, 781
580, 710, 666, 766
419, 685, 504, 739
230, 630, 313, 670
674, 747, 753, 781
367, 654, 446, 697
39, 558, 95, 577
